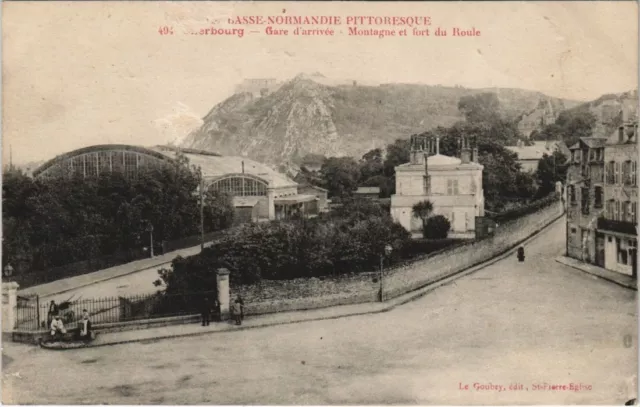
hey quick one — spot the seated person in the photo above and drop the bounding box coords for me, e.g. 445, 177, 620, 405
77, 309, 92, 341
50, 315, 67, 339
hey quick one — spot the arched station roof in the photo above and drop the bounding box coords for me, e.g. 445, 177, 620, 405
32, 144, 174, 178
33, 144, 298, 189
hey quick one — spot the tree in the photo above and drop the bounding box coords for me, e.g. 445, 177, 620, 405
458, 92, 501, 124
412, 200, 434, 234
359, 148, 384, 182
383, 139, 410, 176
320, 157, 360, 198
299, 153, 326, 171
423, 215, 451, 239
2, 154, 235, 277
515, 171, 538, 199
538, 108, 597, 147
361, 175, 394, 198
536, 151, 568, 197
476, 141, 525, 211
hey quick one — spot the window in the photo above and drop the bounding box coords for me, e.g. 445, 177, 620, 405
573, 150, 582, 163
632, 203, 638, 224
569, 185, 576, 205
447, 179, 459, 195
85, 153, 98, 177
615, 200, 621, 221
98, 152, 111, 175
594, 186, 603, 208
124, 152, 138, 178
571, 227, 577, 234
622, 161, 632, 185
606, 161, 616, 184
615, 162, 621, 185
606, 200, 614, 219
618, 238, 628, 265
589, 149, 596, 161
581, 187, 589, 214
210, 176, 268, 197
71, 156, 84, 177
632, 161, 637, 186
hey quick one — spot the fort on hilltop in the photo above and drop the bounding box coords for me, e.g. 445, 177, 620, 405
234, 78, 282, 97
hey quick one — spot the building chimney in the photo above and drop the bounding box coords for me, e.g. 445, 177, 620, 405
242, 161, 245, 173
619, 126, 625, 143
461, 136, 471, 164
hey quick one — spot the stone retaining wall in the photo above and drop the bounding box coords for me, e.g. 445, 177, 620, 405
384, 201, 564, 298
244, 291, 378, 317
242, 202, 564, 314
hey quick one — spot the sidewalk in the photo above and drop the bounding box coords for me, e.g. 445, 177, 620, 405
555, 256, 637, 290
18, 243, 210, 298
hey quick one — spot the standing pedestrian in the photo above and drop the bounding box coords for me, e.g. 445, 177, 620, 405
201, 296, 211, 327
47, 300, 59, 327
231, 297, 244, 326
77, 309, 92, 342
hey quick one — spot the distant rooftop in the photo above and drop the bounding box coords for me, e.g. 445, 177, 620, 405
568, 137, 609, 150
151, 145, 297, 189
506, 142, 558, 160
355, 187, 381, 194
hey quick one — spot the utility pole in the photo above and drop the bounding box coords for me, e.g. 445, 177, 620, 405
200, 176, 205, 251
145, 222, 154, 258
379, 255, 384, 302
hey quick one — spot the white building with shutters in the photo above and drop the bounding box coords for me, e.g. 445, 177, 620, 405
390, 136, 485, 238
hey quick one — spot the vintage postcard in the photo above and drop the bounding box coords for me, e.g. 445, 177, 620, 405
1, 1, 638, 405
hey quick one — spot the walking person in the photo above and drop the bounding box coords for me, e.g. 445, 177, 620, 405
201, 296, 211, 327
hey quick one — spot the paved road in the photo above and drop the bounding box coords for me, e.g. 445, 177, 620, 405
3, 220, 637, 404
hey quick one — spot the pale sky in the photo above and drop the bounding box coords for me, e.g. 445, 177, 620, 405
2, 1, 638, 164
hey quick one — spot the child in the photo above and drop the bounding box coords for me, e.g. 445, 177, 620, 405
231, 298, 244, 326
50, 315, 67, 339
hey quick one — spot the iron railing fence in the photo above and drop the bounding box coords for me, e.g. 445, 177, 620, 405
14, 289, 219, 332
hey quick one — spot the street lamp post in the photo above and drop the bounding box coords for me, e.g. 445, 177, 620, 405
379, 244, 393, 302
146, 223, 154, 258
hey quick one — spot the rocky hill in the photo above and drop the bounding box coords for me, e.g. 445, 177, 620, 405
180, 74, 581, 168
569, 89, 638, 137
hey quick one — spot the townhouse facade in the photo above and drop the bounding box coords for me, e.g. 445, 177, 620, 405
565, 121, 638, 277
566, 138, 607, 264
598, 122, 638, 276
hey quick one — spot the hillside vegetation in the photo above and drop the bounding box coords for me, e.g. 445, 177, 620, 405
180, 74, 580, 168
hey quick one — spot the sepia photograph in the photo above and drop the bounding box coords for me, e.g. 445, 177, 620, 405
1, 1, 638, 404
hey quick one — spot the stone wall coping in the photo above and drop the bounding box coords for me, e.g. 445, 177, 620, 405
2, 282, 20, 290
216, 268, 231, 276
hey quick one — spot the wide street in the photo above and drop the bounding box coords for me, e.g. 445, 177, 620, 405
2, 218, 637, 405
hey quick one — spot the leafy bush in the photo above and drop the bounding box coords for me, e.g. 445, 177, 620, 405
2, 156, 234, 273
159, 212, 412, 289
488, 193, 559, 224
423, 215, 451, 239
